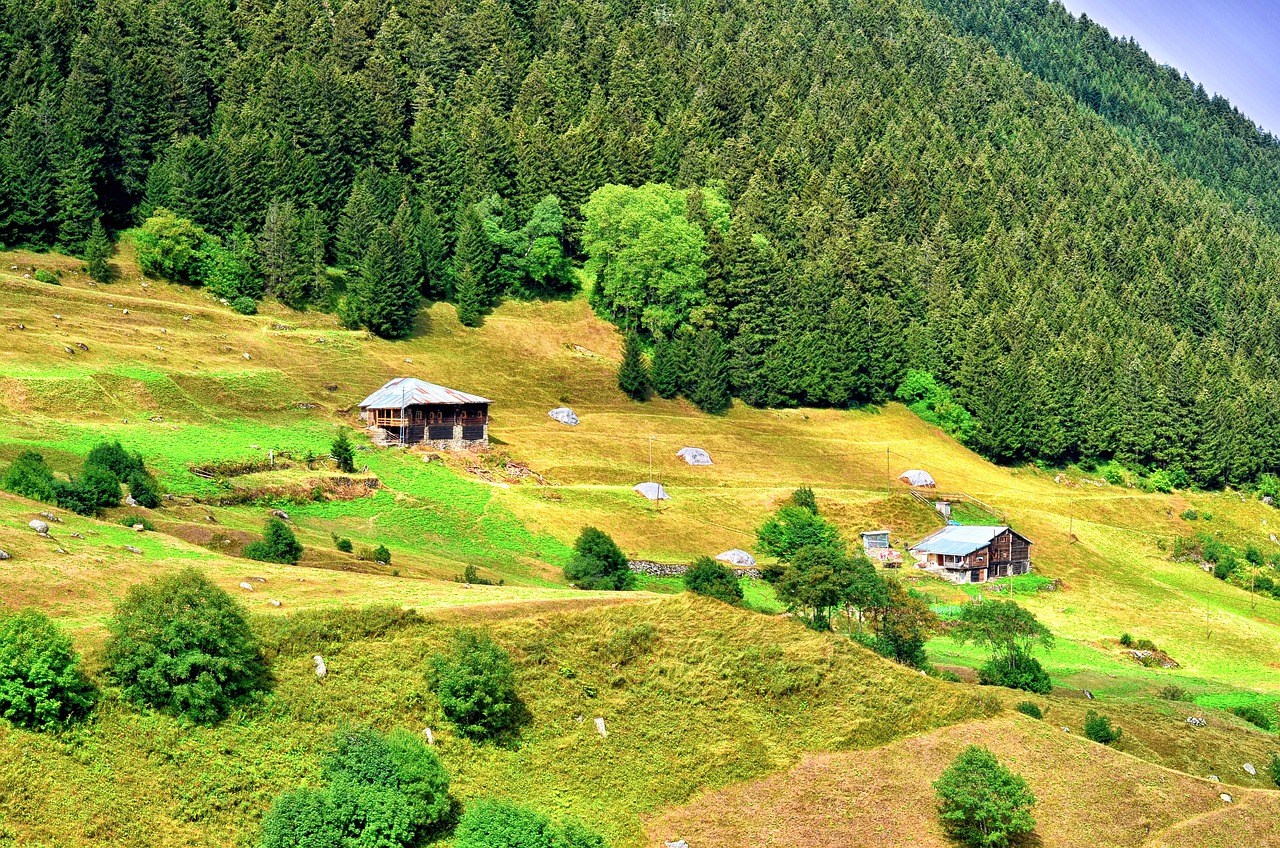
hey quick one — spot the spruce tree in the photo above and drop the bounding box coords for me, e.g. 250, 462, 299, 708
258, 199, 306, 308
83, 218, 113, 283
650, 337, 681, 399
688, 329, 731, 414
617, 332, 650, 400
453, 205, 496, 307
358, 225, 419, 339
55, 153, 97, 253
454, 265, 484, 328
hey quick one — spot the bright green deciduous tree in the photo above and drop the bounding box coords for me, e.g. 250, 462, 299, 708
0, 609, 96, 730
430, 629, 521, 741
934, 745, 1037, 848
564, 526, 635, 590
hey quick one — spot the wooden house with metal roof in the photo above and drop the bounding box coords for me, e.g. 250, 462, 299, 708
909, 525, 1031, 584
358, 377, 491, 449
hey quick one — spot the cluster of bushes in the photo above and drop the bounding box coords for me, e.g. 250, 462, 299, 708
953, 601, 1055, 695
683, 557, 744, 605
134, 209, 266, 311
895, 370, 974, 442
1231, 704, 1275, 731
260, 726, 451, 848
755, 488, 937, 669
1172, 534, 1280, 600
2, 442, 159, 516
1014, 701, 1043, 719
455, 799, 605, 848
455, 564, 503, 586
1084, 459, 1190, 493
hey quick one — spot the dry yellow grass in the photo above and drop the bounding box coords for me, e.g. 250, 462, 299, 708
646, 715, 1280, 848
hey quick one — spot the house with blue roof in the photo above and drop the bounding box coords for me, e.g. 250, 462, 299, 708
909, 525, 1032, 585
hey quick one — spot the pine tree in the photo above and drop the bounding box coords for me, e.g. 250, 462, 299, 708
454, 265, 484, 328
416, 202, 449, 300
453, 205, 496, 315
688, 329, 731, 414
258, 199, 306, 308
617, 332, 650, 400
357, 225, 419, 339
55, 152, 97, 253
83, 218, 113, 283
650, 337, 682, 399
335, 181, 379, 269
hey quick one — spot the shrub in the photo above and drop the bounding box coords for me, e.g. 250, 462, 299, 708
332, 430, 356, 473
1014, 701, 1043, 719
127, 470, 161, 508
1133, 638, 1158, 652
84, 441, 144, 480
373, 544, 391, 564
454, 799, 604, 848
1157, 684, 1189, 701
1246, 545, 1264, 567
64, 463, 122, 514
564, 526, 634, 590
243, 518, 303, 564
790, 485, 818, 514
683, 556, 744, 605
1084, 710, 1122, 744
260, 727, 450, 848
1, 450, 58, 502
232, 296, 258, 315
431, 629, 521, 740
118, 514, 155, 532
1270, 753, 1280, 788
1213, 558, 1237, 581
334, 535, 353, 553
104, 567, 268, 723
1119, 632, 1133, 647
34, 269, 58, 285
978, 654, 1052, 695
934, 745, 1036, 848
0, 609, 96, 730
1231, 704, 1274, 731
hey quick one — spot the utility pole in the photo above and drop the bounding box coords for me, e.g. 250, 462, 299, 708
649, 435, 655, 482
886, 447, 891, 499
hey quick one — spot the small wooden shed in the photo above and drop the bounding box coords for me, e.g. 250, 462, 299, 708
358, 377, 491, 449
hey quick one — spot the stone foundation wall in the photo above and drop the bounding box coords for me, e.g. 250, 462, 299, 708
628, 560, 762, 580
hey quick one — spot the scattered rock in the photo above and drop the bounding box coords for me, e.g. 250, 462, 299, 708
122, 308, 128, 315
594, 716, 607, 738
1244, 763, 1257, 776
243, 352, 251, 359
269, 599, 282, 608
665, 842, 689, 848
1265, 496, 1274, 505
53, 314, 61, 320
1186, 716, 1207, 727
64, 346, 74, 355
183, 315, 191, 321
55, 547, 67, 554
423, 727, 434, 745
0, 550, 10, 560
1220, 793, 1232, 803
132, 524, 145, 532
324, 384, 338, 391
38, 512, 60, 523
125, 494, 138, 507
404, 357, 412, 363
69, 532, 84, 539
271, 509, 289, 521
149, 416, 163, 422
1083, 689, 1095, 700
315, 337, 327, 344
74, 342, 88, 351
28, 520, 49, 535
314, 655, 327, 679
1208, 775, 1220, 782
1061, 727, 1070, 733
239, 582, 254, 591
124, 545, 142, 554
295, 403, 317, 409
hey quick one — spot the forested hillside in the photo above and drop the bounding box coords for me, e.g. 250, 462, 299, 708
923, 0, 1280, 229
5, 0, 1280, 487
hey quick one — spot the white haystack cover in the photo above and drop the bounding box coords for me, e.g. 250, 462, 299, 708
677, 447, 713, 466
633, 482, 671, 500
715, 549, 756, 566
548, 407, 579, 426
898, 469, 936, 487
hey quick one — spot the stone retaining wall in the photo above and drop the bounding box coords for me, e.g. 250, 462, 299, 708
628, 560, 762, 580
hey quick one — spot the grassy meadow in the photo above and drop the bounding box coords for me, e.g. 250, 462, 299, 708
1, 248, 1280, 845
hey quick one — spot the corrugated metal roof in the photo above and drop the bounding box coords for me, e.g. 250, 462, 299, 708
911, 525, 1007, 557
358, 377, 491, 409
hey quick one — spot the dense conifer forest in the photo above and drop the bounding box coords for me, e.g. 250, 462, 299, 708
5, 0, 1280, 487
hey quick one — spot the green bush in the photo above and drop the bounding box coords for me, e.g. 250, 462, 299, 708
564, 526, 634, 590
260, 727, 450, 848
977, 653, 1052, 695
1014, 701, 1043, 719
334, 536, 353, 553
790, 485, 818, 514
1, 451, 58, 502
105, 567, 268, 723
59, 463, 122, 515
243, 518, 303, 564
372, 544, 391, 564
118, 514, 155, 532
430, 629, 521, 741
84, 441, 144, 480
683, 556, 744, 605
1118, 632, 1133, 647
1179, 509, 1198, 521
0, 609, 96, 730
1132, 638, 1158, 652
1213, 558, 1237, 581
1157, 684, 1189, 701
127, 470, 161, 509
232, 296, 258, 315
934, 745, 1036, 848
1270, 753, 1280, 788
33, 269, 58, 285
1083, 710, 1122, 744
453, 799, 605, 848
1231, 704, 1274, 731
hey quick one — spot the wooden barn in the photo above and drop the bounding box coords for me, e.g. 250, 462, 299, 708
358, 377, 491, 449
909, 525, 1032, 584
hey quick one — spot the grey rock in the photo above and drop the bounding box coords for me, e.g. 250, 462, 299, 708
665, 842, 690, 848
269, 599, 282, 608
0, 550, 10, 560
1220, 793, 1232, 803
132, 524, 145, 532
1208, 775, 1220, 782
239, 582, 254, 591
1083, 689, 1095, 700
28, 519, 49, 535
1244, 763, 1257, 776
1186, 716, 1207, 727
124, 545, 142, 554
69, 532, 84, 539
271, 509, 289, 521
38, 512, 60, 523
125, 494, 138, 507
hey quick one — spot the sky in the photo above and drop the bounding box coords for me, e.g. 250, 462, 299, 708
1061, 0, 1280, 134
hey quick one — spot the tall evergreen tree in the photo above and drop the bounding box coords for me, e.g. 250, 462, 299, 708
650, 337, 682, 399
258, 199, 306, 308
454, 265, 484, 328
83, 218, 113, 283
688, 329, 731, 414
357, 225, 419, 339
617, 332, 650, 400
